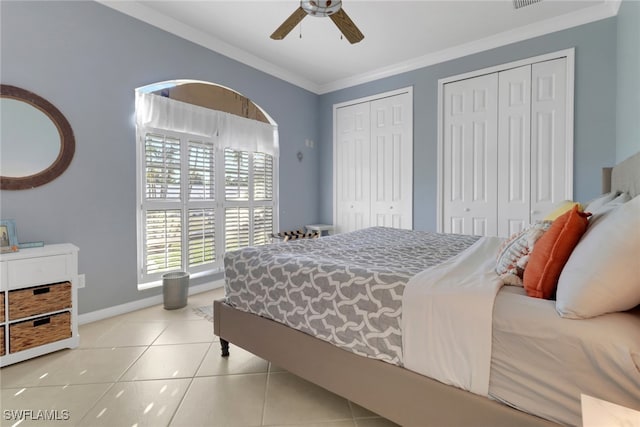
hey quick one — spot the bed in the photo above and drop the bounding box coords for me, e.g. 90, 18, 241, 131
214, 151, 640, 426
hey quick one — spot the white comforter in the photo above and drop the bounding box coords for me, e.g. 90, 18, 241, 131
402, 236, 504, 396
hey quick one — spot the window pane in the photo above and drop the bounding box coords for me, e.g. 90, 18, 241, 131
145, 210, 182, 274
189, 140, 215, 200
225, 149, 249, 201
145, 133, 181, 200
188, 208, 215, 267
253, 206, 273, 246
253, 153, 273, 201
225, 207, 250, 251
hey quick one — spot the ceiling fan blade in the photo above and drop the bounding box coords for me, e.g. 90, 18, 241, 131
329, 8, 364, 44
271, 6, 307, 40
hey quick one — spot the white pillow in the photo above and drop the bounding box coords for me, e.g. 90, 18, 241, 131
593, 192, 630, 213
587, 192, 631, 228
556, 194, 640, 319
584, 192, 616, 213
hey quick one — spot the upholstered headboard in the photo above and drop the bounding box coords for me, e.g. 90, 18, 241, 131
602, 151, 640, 197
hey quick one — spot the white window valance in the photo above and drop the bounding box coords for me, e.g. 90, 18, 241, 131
135, 91, 279, 156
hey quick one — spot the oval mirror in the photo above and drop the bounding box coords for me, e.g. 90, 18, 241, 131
0, 85, 75, 190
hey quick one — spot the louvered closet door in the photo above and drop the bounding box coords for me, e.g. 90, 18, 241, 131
335, 102, 371, 233
443, 74, 499, 236
530, 58, 568, 222
497, 65, 532, 237
369, 93, 413, 229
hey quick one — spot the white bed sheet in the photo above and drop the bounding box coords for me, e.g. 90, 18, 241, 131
402, 236, 504, 396
489, 286, 640, 426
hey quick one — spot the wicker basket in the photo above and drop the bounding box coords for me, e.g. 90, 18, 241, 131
0, 327, 5, 356
9, 312, 71, 353
0, 292, 5, 323
8, 282, 71, 321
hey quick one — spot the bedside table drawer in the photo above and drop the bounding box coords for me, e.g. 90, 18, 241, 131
7, 255, 70, 289
8, 282, 72, 320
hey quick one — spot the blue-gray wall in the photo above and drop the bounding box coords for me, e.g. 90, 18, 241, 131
0, 1, 320, 314
1, 1, 634, 316
318, 17, 619, 231
616, 0, 640, 162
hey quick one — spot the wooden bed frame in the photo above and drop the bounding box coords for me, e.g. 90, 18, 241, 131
214, 151, 640, 427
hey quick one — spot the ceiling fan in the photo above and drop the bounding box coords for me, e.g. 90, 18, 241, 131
271, 0, 364, 44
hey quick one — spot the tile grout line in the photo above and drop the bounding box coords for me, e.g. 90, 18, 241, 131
155, 306, 215, 426
260, 362, 273, 426
348, 400, 358, 426
166, 376, 197, 426
73, 381, 118, 426
71, 342, 153, 422
81, 313, 175, 425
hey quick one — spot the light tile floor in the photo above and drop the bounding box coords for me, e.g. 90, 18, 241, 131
0, 289, 398, 427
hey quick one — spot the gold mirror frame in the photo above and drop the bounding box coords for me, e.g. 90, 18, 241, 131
1, 85, 75, 190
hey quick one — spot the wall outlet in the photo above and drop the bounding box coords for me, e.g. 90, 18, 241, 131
78, 274, 86, 288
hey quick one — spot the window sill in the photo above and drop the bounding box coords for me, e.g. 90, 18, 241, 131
137, 267, 222, 291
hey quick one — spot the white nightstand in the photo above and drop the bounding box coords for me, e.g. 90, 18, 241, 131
0, 243, 79, 366
305, 224, 334, 236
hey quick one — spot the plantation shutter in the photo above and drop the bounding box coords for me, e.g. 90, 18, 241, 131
224, 149, 250, 201
223, 149, 275, 252
145, 133, 181, 200
145, 210, 182, 274
253, 152, 273, 201
188, 140, 215, 200
136, 91, 278, 285
144, 133, 182, 275
187, 140, 216, 268
224, 207, 250, 251
252, 153, 274, 246
253, 206, 273, 246
188, 208, 215, 267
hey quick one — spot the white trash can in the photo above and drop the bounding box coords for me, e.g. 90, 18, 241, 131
162, 271, 189, 310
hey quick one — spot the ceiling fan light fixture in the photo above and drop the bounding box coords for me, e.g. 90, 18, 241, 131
301, 0, 342, 17
270, 0, 363, 44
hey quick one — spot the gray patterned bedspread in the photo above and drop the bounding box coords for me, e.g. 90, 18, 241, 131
224, 227, 479, 365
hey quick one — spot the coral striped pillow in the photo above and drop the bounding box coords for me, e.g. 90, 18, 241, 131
495, 221, 552, 286
523, 205, 591, 299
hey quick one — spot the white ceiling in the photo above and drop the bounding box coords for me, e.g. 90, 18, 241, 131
99, 0, 619, 94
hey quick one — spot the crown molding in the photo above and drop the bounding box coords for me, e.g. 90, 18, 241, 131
317, 0, 621, 94
98, 0, 620, 96
96, 1, 322, 94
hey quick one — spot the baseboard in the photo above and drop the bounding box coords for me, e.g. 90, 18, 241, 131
78, 279, 224, 325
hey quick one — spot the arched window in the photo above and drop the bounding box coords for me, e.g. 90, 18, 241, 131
135, 80, 278, 287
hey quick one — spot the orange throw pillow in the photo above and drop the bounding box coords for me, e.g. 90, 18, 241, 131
523, 205, 590, 299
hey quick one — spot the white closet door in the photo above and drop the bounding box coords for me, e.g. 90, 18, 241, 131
530, 58, 568, 222
443, 74, 499, 236
497, 65, 532, 237
335, 102, 371, 234
369, 93, 413, 229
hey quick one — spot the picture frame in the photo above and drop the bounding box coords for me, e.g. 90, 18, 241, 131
0, 219, 19, 253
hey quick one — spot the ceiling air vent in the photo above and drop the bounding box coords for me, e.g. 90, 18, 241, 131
513, 0, 542, 9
